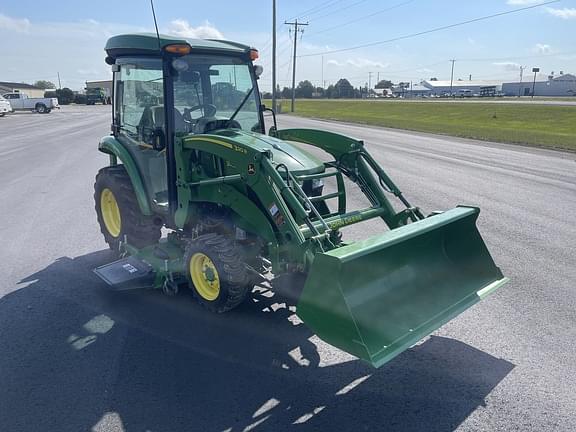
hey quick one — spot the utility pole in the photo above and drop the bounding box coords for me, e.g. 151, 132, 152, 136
518, 66, 525, 97
285, 19, 308, 112
531, 67, 540, 99
449, 59, 455, 97
321, 55, 324, 89
57, 72, 62, 89
272, 0, 277, 112
368, 72, 373, 98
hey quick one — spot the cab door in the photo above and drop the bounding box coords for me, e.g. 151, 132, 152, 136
114, 57, 169, 211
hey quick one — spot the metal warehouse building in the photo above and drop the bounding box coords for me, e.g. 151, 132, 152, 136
502, 73, 576, 97
421, 79, 503, 96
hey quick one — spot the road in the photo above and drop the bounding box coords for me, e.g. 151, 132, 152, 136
0, 105, 574, 432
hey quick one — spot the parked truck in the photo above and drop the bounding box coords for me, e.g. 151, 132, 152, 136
2, 92, 60, 114
0, 95, 13, 117
86, 87, 109, 105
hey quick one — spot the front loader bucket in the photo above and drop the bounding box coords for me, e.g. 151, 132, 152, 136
297, 206, 508, 368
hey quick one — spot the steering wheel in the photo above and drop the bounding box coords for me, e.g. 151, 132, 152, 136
183, 104, 217, 122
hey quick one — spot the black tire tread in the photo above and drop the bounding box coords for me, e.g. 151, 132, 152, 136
185, 233, 252, 313
94, 165, 161, 251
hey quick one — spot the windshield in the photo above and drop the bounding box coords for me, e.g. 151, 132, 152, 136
172, 54, 261, 135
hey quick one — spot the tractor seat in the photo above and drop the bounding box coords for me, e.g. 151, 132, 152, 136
140, 106, 188, 134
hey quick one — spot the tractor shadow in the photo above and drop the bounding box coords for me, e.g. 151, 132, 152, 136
0, 250, 514, 432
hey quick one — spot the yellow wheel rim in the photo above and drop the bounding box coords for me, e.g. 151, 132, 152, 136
100, 188, 121, 237
190, 253, 220, 301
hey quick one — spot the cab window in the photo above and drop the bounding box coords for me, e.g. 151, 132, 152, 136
115, 58, 168, 208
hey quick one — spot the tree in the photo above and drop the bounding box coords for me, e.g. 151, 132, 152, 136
295, 80, 314, 98
34, 80, 56, 89
281, 86, 292, 99
334, 78, 354, 98
315, 87, 325, 98
429, 77, 438, 81
55, 87, 75, 105
375, 79, 393, 89
325, 84, 336, 98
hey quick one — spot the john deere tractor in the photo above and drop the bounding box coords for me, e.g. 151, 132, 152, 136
94, 33, 507, 368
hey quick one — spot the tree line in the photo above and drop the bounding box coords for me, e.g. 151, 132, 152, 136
262, 79, 397, 99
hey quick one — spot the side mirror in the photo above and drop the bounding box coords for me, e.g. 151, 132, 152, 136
254, 65, 264, 78
261, 104, 277, 135
152, 127, 166, 151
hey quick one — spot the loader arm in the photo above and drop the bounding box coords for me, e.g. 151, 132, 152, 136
274, 128, 424, 228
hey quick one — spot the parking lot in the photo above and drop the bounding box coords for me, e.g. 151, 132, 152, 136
0, 105, 575, 431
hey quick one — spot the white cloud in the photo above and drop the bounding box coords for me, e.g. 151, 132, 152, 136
347, 59, 389, 69
0, 13, 30, 33
546, 7, 576, 19
326, 58, 389, 69
166, 19, 224, 39
494, 61, 521, 71
534, 43, 552, 54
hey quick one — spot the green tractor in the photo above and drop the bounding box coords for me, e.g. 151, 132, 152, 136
94, 33, 508, 368
86, 87, 108, 105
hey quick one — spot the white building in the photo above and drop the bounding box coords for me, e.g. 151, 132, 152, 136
0, 81, 47, 98
420, 79, 503, 96
502, 73, 576, 97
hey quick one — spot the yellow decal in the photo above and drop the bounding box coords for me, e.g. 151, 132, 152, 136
328, 215, 362, 230
186, 137, 247, 154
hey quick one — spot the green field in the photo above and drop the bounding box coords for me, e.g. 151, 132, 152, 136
283, 100, 576, 151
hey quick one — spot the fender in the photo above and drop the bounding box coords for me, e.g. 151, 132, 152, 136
98, 136, 153, 216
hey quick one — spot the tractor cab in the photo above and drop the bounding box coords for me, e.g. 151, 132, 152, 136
104, 33, 323, 213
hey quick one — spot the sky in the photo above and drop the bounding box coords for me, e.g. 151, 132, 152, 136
1, 0, 575, 91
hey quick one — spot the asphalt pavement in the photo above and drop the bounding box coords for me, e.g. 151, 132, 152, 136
0, 105, 574, 432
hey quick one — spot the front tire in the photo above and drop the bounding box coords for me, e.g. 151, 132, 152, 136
94, 165, 161, 251
185, 233, 252, 313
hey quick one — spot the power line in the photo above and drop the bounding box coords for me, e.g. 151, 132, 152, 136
285, 0, 343, 22
308, 0, 417, 36
299, 0, 560, 57
456, 50, 576, 62
309, 0, 372, 22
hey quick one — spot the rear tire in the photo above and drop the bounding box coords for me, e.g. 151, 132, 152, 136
36, 103, 47, 114
94, 165, 161, 252
185, 233, 252, 313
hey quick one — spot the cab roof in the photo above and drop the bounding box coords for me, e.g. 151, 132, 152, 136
105, 33, 252, 59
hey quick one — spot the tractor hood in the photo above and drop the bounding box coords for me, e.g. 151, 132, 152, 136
213, 129, 325, 175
